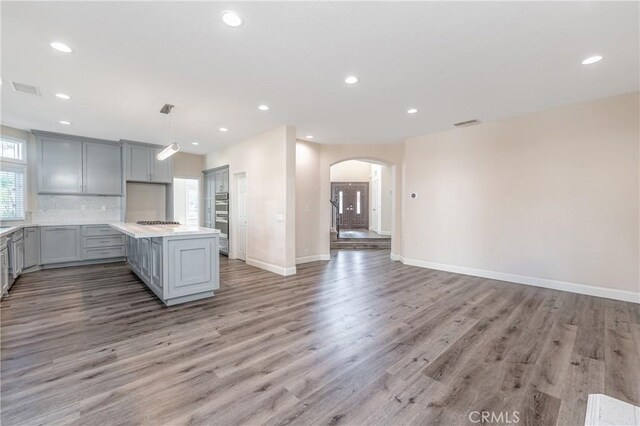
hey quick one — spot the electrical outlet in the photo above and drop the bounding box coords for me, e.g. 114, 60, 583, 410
101, 205, 106, 211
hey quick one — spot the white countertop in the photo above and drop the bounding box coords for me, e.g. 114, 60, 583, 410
0, 221, 115, 238
109, 222, 220, 238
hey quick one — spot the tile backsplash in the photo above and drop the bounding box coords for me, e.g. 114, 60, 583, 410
32, 195, 122, 223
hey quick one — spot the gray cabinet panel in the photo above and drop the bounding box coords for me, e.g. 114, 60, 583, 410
83, 235, 125, 248
151, 149, 173, 183
140, 238, 151, 282
40, 226, 81, 264
150, 241, 163, 294
84, 142, 122, 195
24, 227, 39, 268
38, 137, 83, 194
126, 145, 151, 182
167, 238, 215, 298
83, 246, 125, 260
82, 225, 120, 237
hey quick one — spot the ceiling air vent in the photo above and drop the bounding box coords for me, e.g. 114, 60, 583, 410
453, 119, 480, 128
11, 81, 41, 96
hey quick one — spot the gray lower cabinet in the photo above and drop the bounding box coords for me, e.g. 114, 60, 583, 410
83, 142, 122, 195
24, 227, 39, 268
0, 244, 9, 296
140, 238, 151, 282
40, 226, 81, 264
38, 136, 83, 194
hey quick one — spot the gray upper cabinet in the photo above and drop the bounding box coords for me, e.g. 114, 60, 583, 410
38, 136, 83, 194
152, 149, 172, 183
35, 132, 122, 196
126, 144, 151, 182
84, 142, 122, 195
124, 142, 173, 183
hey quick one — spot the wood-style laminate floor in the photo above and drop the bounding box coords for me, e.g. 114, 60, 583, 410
1, 250, 639, 426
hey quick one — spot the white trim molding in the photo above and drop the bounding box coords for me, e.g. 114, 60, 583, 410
296, 254, 331, 265
390, 253, 401, 261
398, 256, 640, 304
246, 257, 297, 276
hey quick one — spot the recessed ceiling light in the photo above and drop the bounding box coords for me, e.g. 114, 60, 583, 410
219, 127, 228, 132
407, 108, 418, 114
55, 93, 72, 100
222, 11, 243, 27
305, 135, 314, 139
258, 104, 269, 111
50, 42, 73, 53
59, 120, 72, 125
345, 76, 359, 85
192, 142, 200, 146
582, 55, 603, 65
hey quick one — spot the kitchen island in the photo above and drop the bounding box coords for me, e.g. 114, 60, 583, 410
110, 223, 220, 306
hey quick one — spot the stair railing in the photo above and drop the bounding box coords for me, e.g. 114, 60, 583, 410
329, 199, 340, 239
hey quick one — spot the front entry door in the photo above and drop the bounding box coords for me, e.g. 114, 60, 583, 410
331, 182, 369, 229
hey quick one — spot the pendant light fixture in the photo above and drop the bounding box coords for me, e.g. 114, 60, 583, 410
158, 103, 180, 161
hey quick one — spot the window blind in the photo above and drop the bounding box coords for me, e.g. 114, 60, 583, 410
0, 166, 25, 220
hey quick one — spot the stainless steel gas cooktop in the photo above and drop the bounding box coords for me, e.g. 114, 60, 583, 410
136, 220, 181, 226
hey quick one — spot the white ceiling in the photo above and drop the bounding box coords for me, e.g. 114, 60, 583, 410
1, 1, 638, 154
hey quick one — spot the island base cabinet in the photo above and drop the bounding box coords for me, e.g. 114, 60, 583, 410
166, 238, 219, 299
124, 234, 219, 306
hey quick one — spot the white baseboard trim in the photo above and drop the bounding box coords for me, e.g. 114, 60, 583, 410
390, 253, 401, 261
296, 254, 331, 264
246, 258, 297, 276
399, 256, 640, 304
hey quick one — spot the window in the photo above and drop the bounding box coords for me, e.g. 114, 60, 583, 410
1, 137, 26, 163
339, 191, 343, 214
1, 136, 27, 221
356, 191, 361, 214
0, 165, 26, 221
173, 178, 200, 226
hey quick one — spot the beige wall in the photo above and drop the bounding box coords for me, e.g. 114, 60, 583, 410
125, 182, 166, 222
296, 140, 322, 260
330, 160, 372, 182
402, 92, 639, 295
205, 125, 296, 274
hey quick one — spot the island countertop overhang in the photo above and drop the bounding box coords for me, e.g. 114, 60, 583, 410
109, 222, 220, 238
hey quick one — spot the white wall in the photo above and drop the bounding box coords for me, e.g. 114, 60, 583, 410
330, 160, 372, 182
402, 92, 639, 299
205, 125, 296, 275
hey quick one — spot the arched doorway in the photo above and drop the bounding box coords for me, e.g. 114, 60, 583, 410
329, 159, 393, 250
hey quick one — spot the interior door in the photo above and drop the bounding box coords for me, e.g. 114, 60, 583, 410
236, 173, 247, 261
331, 182, 369, 229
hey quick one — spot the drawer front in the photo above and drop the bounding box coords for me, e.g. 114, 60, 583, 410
83, 235, 125, 248
83, 246, 126, 260
82, 225, 120, 237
